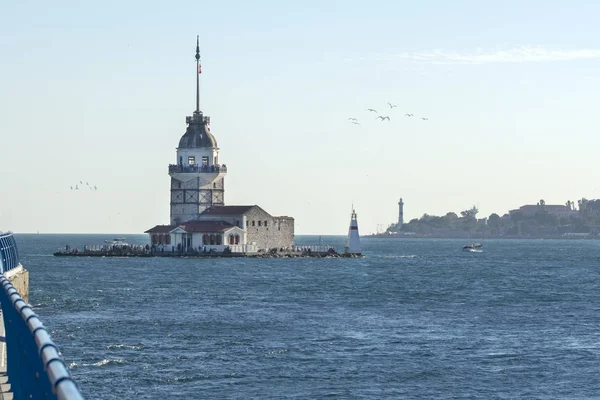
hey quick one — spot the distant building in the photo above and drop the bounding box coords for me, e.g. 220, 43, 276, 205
509, 204, 578, 218
145, 38, 294, 252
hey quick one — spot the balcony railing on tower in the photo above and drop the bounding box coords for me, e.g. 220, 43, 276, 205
168, 164, 227, 173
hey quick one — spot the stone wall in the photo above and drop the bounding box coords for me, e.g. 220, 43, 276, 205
245, 208, 294, 250
273, 217, 295, 249
5, 265, 29, 304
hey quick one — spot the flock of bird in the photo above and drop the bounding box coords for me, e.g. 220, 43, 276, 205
70, 181, 98, 191
348, 102, 429, 125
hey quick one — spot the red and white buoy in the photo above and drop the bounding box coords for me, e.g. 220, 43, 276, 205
344, 208, 361, 255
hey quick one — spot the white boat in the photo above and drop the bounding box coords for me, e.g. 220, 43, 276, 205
104, 237, 129, 247
462, 243, 483, 252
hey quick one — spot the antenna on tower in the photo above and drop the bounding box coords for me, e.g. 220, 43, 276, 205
195, 35, 201, 114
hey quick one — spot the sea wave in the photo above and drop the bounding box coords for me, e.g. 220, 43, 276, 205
92, 359, 127, 367
71, 359, 128, 368
107, 344, 145, 351
380, 255, 419, 259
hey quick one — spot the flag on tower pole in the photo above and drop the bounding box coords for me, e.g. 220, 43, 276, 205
198, 64, 202, 74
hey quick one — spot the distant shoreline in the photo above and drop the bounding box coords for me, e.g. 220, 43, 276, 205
365, 234, 599, 240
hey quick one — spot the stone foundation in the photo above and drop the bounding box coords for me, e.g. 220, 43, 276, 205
5, 265, 29, 304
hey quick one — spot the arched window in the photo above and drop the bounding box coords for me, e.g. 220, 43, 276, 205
235, 234, 240, 245
210, 235, 216, 245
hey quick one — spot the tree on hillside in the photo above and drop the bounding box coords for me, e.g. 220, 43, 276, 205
537, 199, 546, 210
488, 213, 501, 229
578, 198, 589, 216
510, 211, 525, 223
587, 199, 600, 211
460, 206, 478, 219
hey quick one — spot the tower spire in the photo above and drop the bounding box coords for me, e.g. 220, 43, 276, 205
195, 35, 201, 114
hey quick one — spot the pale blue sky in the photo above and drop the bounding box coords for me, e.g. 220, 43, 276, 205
2, 0, 600, 234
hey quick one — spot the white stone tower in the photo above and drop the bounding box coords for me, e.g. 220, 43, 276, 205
344, 208, 361, 255
169, 37, 226, 225
398, 198, 404, 227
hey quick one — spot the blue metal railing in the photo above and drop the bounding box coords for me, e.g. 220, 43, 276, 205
0, 232, 20, 274
0, 232, 83, 399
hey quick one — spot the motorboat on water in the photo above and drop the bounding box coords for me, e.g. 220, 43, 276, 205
462, 242, 483, 252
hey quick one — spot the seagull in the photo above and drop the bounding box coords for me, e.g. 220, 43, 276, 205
348, 117, 358, 121
94, 185, 97, 191
377, 116, 390, 121
387, 102, 397, 109
405, 113, 414, 117
421, 117, 429, 121
70, 186, 73, 190
79, 181, 83, 184
86, 182, 89, 186
351, 121, 361, 125
75, 184, 79, 190
367, 109, 377, 113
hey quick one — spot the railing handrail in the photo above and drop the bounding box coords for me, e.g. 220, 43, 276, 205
168, 163, 227, 173
0, 273, 84, 399
0, 232, 20, 274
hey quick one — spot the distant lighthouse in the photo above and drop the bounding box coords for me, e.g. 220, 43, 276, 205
344, 208, 361, 255
398, 198, 404, 227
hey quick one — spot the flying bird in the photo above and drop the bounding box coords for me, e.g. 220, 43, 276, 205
405, 113, 414, 117
377, 116, 390, 121
79, 181, 83, 184
348, 117, 358, 121
94, 185, 97, 191
421, 117, 429, 121
367, 109, 377, 113
387, 102, 397, 109
75, 184, 79, 190
351, 121, 361, 125
70, 186, 73, 190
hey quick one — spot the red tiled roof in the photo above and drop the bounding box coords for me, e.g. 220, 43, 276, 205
200, 206, 256, 216
176, 220, 236, 233
145, 225, 175, 233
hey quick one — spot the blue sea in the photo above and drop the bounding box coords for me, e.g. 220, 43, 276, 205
13, 234, 600, 399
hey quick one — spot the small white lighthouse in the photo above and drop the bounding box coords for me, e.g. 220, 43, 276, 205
344, 208, 361, 255
398, 198, 404, 227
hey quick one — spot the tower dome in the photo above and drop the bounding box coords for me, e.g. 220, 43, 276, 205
178, 114, 218, 149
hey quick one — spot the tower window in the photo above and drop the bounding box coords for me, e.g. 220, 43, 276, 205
178, 182, 182, 189
264, 221, 267, 226
252, 221, 255, 226
188, 156, 195, 165
213, 183, 217, 188
202, 156, 209, 166
258, 221, 262, 226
